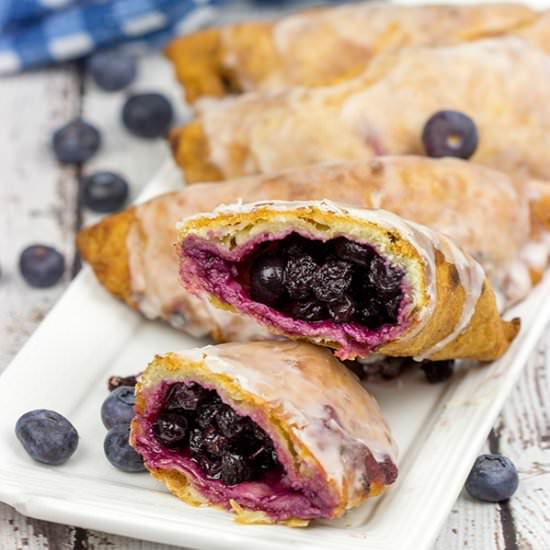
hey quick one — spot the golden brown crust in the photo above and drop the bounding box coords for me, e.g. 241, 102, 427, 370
177, 203, 519, 362
76, 208, 136, 306
166, 3, 539, 101
170, 123, 223, 183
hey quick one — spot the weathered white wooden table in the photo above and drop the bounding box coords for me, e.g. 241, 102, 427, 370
1, 41, 550, 550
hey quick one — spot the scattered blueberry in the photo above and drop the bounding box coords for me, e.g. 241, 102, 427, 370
88, 51, 137, 92
153, 412, 188, 448
52, 118, 101, 164
104, 424, 145, 473
101, 386, 136, 429
108, 374, 139, 392
15, 410, 78, 465
19, 245, 65, 288
465, 454, 519, 502
311, 259, 353, 303
422, 110, 478, 160
81, 171, 129, 213
284, 254, 317, 299
420, 360, 454, 383
122, 93, 174, 139
250, 254, 287, 306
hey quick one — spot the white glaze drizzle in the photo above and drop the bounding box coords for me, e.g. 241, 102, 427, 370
168, 341, 397, 497
178, 199, 487, 356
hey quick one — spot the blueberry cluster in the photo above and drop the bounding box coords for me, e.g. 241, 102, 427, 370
249, 234, 404, 328
153, 383, 280, 486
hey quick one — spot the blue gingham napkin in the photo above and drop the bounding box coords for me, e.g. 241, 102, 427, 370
0, 0, 223, 74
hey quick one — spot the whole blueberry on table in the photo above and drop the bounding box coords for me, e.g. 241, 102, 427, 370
15, 410, 78, 465
104, 424, 145, 473
101, 386, 136, 429
81, 171, 129, 213
465, 454, 519, 502
420, 360, 454, 383
122, 93, 174, 139
52, 118, 101, 164
88, 51, 137, 92
422, 110, 478, 160
19, 245, 65, 288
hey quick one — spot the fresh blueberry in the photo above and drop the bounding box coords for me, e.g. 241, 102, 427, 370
122, 93, 174, 139
327, 295, 355, 322
311, 259, 354, 303
422, 110, 478, 160
104, 424, 145, 473
220, 452, 252, 485
367, 256, 403, 294
108, 374, 139, 392
52, 118, 101, 164
334, 238, 373, 267
165, 382, 207, 412
88, 51, 137, 92
250, 254, 287, 306
15, 410, 78, 465
465, 454, 519, 502
19, 245, 65, 288
153, 412, 188, 448
289, 299, 325, 321
420, 360, 454, 383
101, 386, 136, 429
81, 171, 129, 213
284, 254, 318, 299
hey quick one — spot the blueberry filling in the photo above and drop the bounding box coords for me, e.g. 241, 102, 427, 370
245, 234, 405, 329
152, 382, 280, 486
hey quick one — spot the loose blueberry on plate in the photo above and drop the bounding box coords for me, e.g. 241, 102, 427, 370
465, 454, 519, 502
422, 110, 478, 160
81, 171, 129, 213
88, 51, 137, 92
15, 410, 78, 465
52, 118, 101, 164
420, 360, 454, 383
101, 386, 136, 429
19, 245, 65, 288
104, 424, 146, 472
122, 93, 174, 139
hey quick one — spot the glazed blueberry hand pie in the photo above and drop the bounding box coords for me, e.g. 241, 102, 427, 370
77, 157, 549, 342
130, 341, 397, 525
171, 38, 550, 183
177, 200, 519, 361
166, 2, 547, 100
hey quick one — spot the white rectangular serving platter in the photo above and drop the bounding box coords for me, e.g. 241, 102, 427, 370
1, 158, 550, 550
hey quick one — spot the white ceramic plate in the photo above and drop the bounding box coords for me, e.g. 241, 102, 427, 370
1, 159, 549, 550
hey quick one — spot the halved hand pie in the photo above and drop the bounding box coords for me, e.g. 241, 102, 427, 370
177, 200, 519, 361
130, 341, 397, 525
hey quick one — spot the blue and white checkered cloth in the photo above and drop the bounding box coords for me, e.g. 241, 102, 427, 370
0, 0, 223, 74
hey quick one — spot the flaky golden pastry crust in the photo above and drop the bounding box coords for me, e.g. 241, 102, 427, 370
130, 341, 397, 524
172, 38, 550, 183
166, 3, 546, 101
